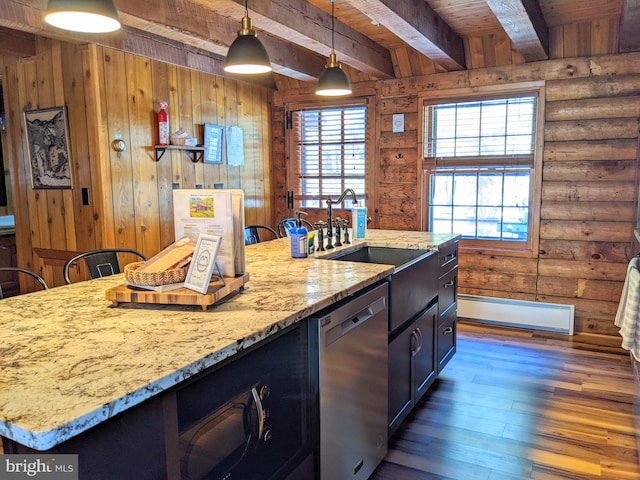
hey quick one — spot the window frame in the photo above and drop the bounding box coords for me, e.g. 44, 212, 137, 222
419, 82, 545, 257
285, 97, 375, 212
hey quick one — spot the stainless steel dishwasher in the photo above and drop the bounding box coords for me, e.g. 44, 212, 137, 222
312, 282, 389, 480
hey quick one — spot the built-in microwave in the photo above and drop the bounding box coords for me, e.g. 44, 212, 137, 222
175, 323, 311, 480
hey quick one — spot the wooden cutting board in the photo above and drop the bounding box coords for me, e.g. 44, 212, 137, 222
105, 273, 249, 310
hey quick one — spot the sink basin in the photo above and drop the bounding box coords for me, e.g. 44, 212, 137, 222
326, 246, 434, 271
325, 246, 439, 331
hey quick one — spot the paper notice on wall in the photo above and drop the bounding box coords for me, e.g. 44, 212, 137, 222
173, 189, 245, 277
226, 126, 244, 166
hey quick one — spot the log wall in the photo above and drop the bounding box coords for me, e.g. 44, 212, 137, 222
1, 38, 272, 287
274, 57, 639, 340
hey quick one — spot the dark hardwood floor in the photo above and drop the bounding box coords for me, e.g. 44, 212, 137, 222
372, 321, 640, 480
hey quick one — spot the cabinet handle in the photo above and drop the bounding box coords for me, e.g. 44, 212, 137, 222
443, 280, 454, 288
443, 253, 456, 262
411, 327, 423, 356
251, 386, 265, 441
442, 327, 453, 335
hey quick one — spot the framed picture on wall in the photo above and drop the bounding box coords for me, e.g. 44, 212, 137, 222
24, 106, 72, 189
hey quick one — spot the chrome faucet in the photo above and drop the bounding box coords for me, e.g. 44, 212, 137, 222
326, 188, 358, 249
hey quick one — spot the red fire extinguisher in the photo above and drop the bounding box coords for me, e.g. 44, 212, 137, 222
158, 101, 169, 146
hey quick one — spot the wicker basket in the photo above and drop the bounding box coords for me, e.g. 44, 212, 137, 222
124, 261, 188, 286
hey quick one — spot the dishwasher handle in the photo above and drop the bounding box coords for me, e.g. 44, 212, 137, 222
322, 295, 386, 347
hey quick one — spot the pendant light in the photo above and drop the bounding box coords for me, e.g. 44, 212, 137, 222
43, 0, 121, 33
316, 0, 351, 96
224, 0, 272, 75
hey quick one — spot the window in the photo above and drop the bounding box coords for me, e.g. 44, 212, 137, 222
287, 103, 369, 209
424, 92, 540, 251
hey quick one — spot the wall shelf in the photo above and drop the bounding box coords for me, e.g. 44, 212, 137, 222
154, 145, 205, 163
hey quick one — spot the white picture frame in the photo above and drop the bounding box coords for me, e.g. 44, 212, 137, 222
184, 234, 222, 294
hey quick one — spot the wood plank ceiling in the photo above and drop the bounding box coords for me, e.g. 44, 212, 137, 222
0, 0, 636, 89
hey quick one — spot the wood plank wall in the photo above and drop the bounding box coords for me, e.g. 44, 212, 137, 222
273, 20, 638, 340
1, 38, 273, 288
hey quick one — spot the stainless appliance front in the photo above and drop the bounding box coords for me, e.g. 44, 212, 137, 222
315, 282, 389, 480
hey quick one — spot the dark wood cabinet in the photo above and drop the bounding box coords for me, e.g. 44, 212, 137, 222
388, 303, 437, 437
436, 241, 458, 373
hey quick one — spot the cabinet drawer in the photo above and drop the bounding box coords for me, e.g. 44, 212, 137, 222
437, 311, 456, 374
438, 267, 457, 319
438, 241, 458, 275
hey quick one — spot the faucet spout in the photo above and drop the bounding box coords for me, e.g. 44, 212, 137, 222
325, 189, 359, 248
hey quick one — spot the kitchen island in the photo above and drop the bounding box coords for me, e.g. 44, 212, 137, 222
0, 230, 458, 477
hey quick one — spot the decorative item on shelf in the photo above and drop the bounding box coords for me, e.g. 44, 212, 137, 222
43, 0, 121, 33
316, 0, 351, 97
170, 128, 198, 147
224, 0, 272, 74
157, 101, 169, 146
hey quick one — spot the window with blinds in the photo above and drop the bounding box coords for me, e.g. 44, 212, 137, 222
423, 94, 538, 246
288, 104, 367, 208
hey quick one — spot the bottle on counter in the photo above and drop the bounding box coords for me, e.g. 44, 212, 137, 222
290, 210, 309, 258
352, 202, 367, 239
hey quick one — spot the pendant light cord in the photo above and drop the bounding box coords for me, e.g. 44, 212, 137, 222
331, 0, 335, 53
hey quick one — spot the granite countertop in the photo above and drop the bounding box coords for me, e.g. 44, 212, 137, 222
0, 229, 458, 450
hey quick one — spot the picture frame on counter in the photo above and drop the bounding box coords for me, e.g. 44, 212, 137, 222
24, 106, 72, 189
203, 123, 224, 164
184, 234, 223, 294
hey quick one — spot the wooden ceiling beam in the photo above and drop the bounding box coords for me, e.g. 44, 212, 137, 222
619, 0, 640, 52
194, 0, 395, 79
345, 0, 465, 71
485, 0, 549, 62
0, 27, 36, 57
117, 0, 324, 81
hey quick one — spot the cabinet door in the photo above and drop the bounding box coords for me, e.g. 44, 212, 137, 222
388, 324, 412, 436
413, 304, 436, 402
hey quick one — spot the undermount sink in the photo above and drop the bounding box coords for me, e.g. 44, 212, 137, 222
326, 246, 435, 271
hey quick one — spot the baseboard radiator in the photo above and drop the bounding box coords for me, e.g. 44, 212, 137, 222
458, 294, 575, 334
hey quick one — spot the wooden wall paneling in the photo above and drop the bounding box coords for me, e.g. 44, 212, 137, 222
260, 86, 273, 227
102, 49, 137, 251
45, 40, 72, 256
190, 68, 204, 190
546, 97, 640, 121
127, 54, 161, 258
548, 25, 564, 59
541, 181, 635, 202
457, 269, 538, 294
544, 138, 637, 161
591, 18, 618, 55
18, 58, 48, 254
214, 75, 228, 190
540, 220, 633, 242
544, 118, 638, 142
542, 159, 636, 181
271, 105, 287, 223
198, 72, 223, 190
151, 60, 176, 249
237, 81, 257, 226
83, 45, 112, 252
464, 36, 485, 69
541, 200, 634, 221
2, 56, 34, 276
223, 78, 240, 189
167, 65, 182, 190
546, 74, 640, 102
175, 66, 196, 189
539, 239, 632, 264
60, 42, 91, 256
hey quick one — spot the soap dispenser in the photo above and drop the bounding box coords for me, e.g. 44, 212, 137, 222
290, 210, 309, 258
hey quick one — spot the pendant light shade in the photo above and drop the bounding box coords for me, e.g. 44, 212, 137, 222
224, 3, 272, 75
316, 1, 351, 96
44, 0, 121, 33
